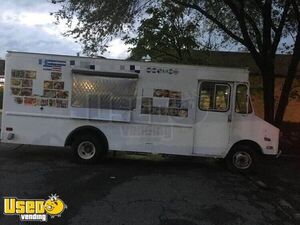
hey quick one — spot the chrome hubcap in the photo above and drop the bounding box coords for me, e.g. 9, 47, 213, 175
232, 151, 252, 169
78, 141, 96, 160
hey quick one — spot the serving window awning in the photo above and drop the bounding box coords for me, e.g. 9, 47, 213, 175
72, 69, 139, 79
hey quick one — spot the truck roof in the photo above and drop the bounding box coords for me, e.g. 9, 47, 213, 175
7, 51, 249, 74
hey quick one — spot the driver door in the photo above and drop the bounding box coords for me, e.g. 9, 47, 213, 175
193, 81, 233, 156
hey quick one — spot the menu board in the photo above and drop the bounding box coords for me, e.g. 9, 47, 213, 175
141, 89, 188, 118
11, 70, 69, 109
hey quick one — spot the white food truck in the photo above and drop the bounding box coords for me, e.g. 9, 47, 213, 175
1, 51, 280, 172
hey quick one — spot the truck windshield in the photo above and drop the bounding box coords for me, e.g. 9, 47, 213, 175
235, 84, 253, 114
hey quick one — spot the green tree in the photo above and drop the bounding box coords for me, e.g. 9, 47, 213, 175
124, 1, 224, 63
175, 0, 300, 125
125, 2, 199, 63
52, 0, 300, 125
275, 1, 300, 124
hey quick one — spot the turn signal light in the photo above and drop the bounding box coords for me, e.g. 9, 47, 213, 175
6, 127, 13, 131
264, 137, 271, 142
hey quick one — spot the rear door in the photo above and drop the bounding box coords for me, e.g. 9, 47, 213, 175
193, 81, 233, 156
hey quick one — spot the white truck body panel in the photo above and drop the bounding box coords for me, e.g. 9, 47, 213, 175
1, 51, 279, 157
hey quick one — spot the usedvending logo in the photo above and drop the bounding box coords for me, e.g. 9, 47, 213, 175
3, 194, 67, 222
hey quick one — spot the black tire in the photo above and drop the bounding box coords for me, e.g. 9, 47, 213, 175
225, 145, 258, 173
71, 134, 107, 164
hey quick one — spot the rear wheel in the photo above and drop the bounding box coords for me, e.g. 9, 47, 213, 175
72, 134, 107, 164
225, 145, 258, 173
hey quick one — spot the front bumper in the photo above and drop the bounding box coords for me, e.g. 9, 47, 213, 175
262, 150, 282, 160
276, 150, 282, 158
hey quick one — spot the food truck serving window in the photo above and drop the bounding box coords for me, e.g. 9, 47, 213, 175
71, 73, 138, 110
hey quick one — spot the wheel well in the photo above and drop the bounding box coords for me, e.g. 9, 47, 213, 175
228, 140, 263, 156
65, 126, 109, 151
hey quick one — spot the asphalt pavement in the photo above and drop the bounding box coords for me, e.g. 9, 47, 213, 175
0, 143, 299, 225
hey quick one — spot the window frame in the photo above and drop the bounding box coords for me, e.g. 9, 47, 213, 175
235, 83, 253, 114
198, 81, 231, 113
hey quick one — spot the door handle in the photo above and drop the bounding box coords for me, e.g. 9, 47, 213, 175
228, 114, 232, 123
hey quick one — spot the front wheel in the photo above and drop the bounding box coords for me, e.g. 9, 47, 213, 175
72, 135, 107, 164
225, 145, 258, 173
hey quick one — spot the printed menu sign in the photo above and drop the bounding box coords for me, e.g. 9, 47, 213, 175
141, 89, 188, 118
10, 70, 69, 108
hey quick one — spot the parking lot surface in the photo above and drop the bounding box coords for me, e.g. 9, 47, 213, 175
0, 143, 300, 225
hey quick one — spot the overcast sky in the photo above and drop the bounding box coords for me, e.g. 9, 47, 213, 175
0, 0, 130, 59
